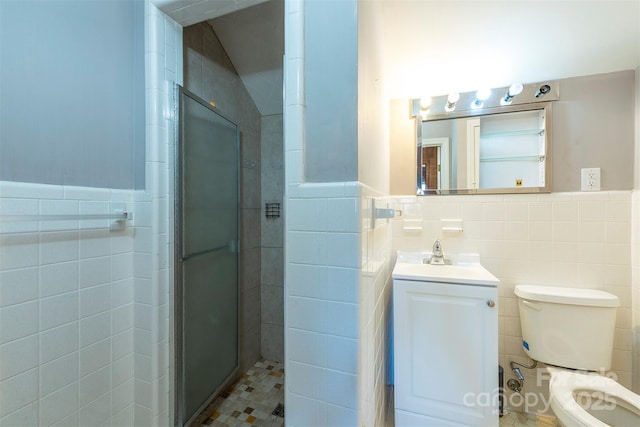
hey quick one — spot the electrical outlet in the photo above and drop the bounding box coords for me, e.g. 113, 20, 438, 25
581, 168, 601, 191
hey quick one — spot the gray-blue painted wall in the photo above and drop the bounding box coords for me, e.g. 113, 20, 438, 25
0, 0, 145, 189
304, 0, 358, 183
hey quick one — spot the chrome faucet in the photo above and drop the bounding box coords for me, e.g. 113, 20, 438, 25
430, 239, 445, 265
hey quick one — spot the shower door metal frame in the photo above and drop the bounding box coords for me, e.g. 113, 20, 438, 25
174, 85, 240, 427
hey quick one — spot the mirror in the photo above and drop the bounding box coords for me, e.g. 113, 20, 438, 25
417, 102, 552, 195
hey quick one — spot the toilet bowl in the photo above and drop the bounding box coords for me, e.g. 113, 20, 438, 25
514, 285, 640, 427
547, 367, 640, 427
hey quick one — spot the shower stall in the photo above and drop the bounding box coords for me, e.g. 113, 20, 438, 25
175, 87, 240, 426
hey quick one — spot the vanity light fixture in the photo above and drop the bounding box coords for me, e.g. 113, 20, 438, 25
445, 92, 460, 112
500, 83, 524, 105
472, 89, 491, 108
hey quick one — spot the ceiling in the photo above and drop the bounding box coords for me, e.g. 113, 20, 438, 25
381, 0, 640, 99
152, 0, 269, 26
156, 0, 640, 114
208, 0, 284, 116
153, 0, 283, 116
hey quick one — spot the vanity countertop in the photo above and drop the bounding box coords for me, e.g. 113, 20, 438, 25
392, 260, 500, 287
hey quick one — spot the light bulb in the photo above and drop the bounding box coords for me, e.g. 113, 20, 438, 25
501, 83, 524, 105
508, 83, 523, 97
445, 92, 460, 112
476, 89, 491, 101
473, 89, 491, 108
420, 96, 432, 110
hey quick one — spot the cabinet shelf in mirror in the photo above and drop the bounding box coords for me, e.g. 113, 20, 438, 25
480, 128, 545, 138
479, 155, 545, 163
415, 102, 552, 195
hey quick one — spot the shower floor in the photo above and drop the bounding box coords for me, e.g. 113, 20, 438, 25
193, 359, 284, 427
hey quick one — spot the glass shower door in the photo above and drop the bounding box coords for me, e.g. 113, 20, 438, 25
177, 87, 239, 426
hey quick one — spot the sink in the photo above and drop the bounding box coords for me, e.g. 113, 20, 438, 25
393, 252, 499, 287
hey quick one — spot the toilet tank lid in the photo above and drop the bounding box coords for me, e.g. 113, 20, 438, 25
514, 285, 620, 307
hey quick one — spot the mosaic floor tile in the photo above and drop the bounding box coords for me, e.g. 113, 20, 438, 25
193, 359, 284, 427
499, 410, 561, 427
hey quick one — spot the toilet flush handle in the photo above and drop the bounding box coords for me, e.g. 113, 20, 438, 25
521, 299, 542, 311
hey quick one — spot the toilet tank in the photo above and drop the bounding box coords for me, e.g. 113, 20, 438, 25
514, 285, 620, 371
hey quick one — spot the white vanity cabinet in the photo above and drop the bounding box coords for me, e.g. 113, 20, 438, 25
393, 261, 499, 427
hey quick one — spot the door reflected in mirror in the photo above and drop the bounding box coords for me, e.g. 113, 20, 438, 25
417, 103, 552, 195
418, 137, 449, 192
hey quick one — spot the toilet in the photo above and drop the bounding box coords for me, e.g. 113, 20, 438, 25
514, 285, 640, 427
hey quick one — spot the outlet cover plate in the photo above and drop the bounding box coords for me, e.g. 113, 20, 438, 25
581, 168, 601, 191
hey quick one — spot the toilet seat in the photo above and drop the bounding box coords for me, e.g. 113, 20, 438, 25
548, 367, 640, 427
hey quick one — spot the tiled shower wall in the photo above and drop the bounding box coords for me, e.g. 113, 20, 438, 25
390, 191, 633, 413
261, 114, 284, 362
182, 21, 262, 372
0, 182, 137, 426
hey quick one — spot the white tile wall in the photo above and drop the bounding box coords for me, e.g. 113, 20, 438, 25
283, 2, 307, 422
285, 182, 363, 425
390, 191, 634, 414
0, 181, 137, 426
359, 186, 393, 427
284, 181, 394, 427
631, 190, 640, 393
133, 2, 182, 426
